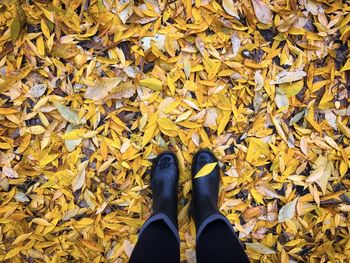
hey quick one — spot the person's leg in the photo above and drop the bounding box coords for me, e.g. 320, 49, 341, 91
196, 219, 249, 263
129, 151, 180, 263
191, 149, 249, 263
129, 220, 180, 263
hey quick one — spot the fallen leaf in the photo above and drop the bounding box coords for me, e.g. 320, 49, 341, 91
139, 78, 163, 91
54, 102, 84, 125
26, 84, 47, 98
270, 70, 306, 84
278, 197, 298, 222
251, 0, 273, 24
2, 167, 19, 178
72, 160, 88, 192
194, 162, 217, 178
223, 0, 240, 18
11, 18, 21, 43
246, 243, 276, 254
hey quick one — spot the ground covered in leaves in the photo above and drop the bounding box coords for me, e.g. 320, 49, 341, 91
0, 0, 350, 262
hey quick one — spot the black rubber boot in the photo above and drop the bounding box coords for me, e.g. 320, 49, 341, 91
191, 149, 238, 239
191, 149, 221, 232
138, 151, 180, 243
191, 149, 249, 262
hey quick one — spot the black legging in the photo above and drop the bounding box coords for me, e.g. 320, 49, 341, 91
129, 219, 249, 263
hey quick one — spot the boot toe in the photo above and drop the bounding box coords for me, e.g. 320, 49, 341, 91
157, 152, 177, 167
192, 149, 218, 176
151, 151, 179, 179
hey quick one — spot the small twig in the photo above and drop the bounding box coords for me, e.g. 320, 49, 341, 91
96, 41, 122, 55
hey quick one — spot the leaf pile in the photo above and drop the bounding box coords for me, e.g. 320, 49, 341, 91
0, 0, 350, 262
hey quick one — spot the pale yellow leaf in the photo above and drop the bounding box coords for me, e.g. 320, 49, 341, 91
32, 218, 52, 226
140, 78, 163, 91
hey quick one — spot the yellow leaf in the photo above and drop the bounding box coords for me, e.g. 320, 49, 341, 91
194, 162, 217, 178
77, 218, 94, 226
217, 111, 231, 136
29, 125, 46, 135
324, 135, 338, 149
142, 124, 156, 147
139, 78, 163, 91
305, 104, 322, 133
341, 57, 350, 72
280, 79, 304, 97
61, 129, 87, 140
177, 120, 202, 128
36, 35, 45, 56
222, 0, 239, 18
32, 218, 52, 226
13, 232, 33, 245
72, 161, 88, 192
166, 76, 176, 96
183, 57, 191, 79
306, 155, 333, 194
337, 118, 350, 139
340, 160, 348, 177
41, 19, 50, 39
121, 161, 131, 169
39, 154, 59, 167
271, 115, 287, 143
0, 142, 11, 149
246, 243, 276, 255
80, 239, 102, 252
0, 108, 18, 114
300, 136, 308, 156
250, 188, 264, 205
4, 247, 22, 260
278, 197, 298, 222
165, 36, 176, 57
100, 139, 108, 161
17, 133, 31, 154
157, 117, 178, 132
175, 110, 192, 123
98, 158, 115, 173
51, 44, 80, 59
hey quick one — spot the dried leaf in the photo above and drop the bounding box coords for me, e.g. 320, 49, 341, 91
270, 70, 306, 84
84, 78, 122, 101
72, 161, 88, 192
251, 0, 273, 24
278, 197, 298, 222
223, 0, 240, 18
54, 102, 84, 125
27, 84, 47, 98
2, 167, 19, 178
246, 243, 276, 254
